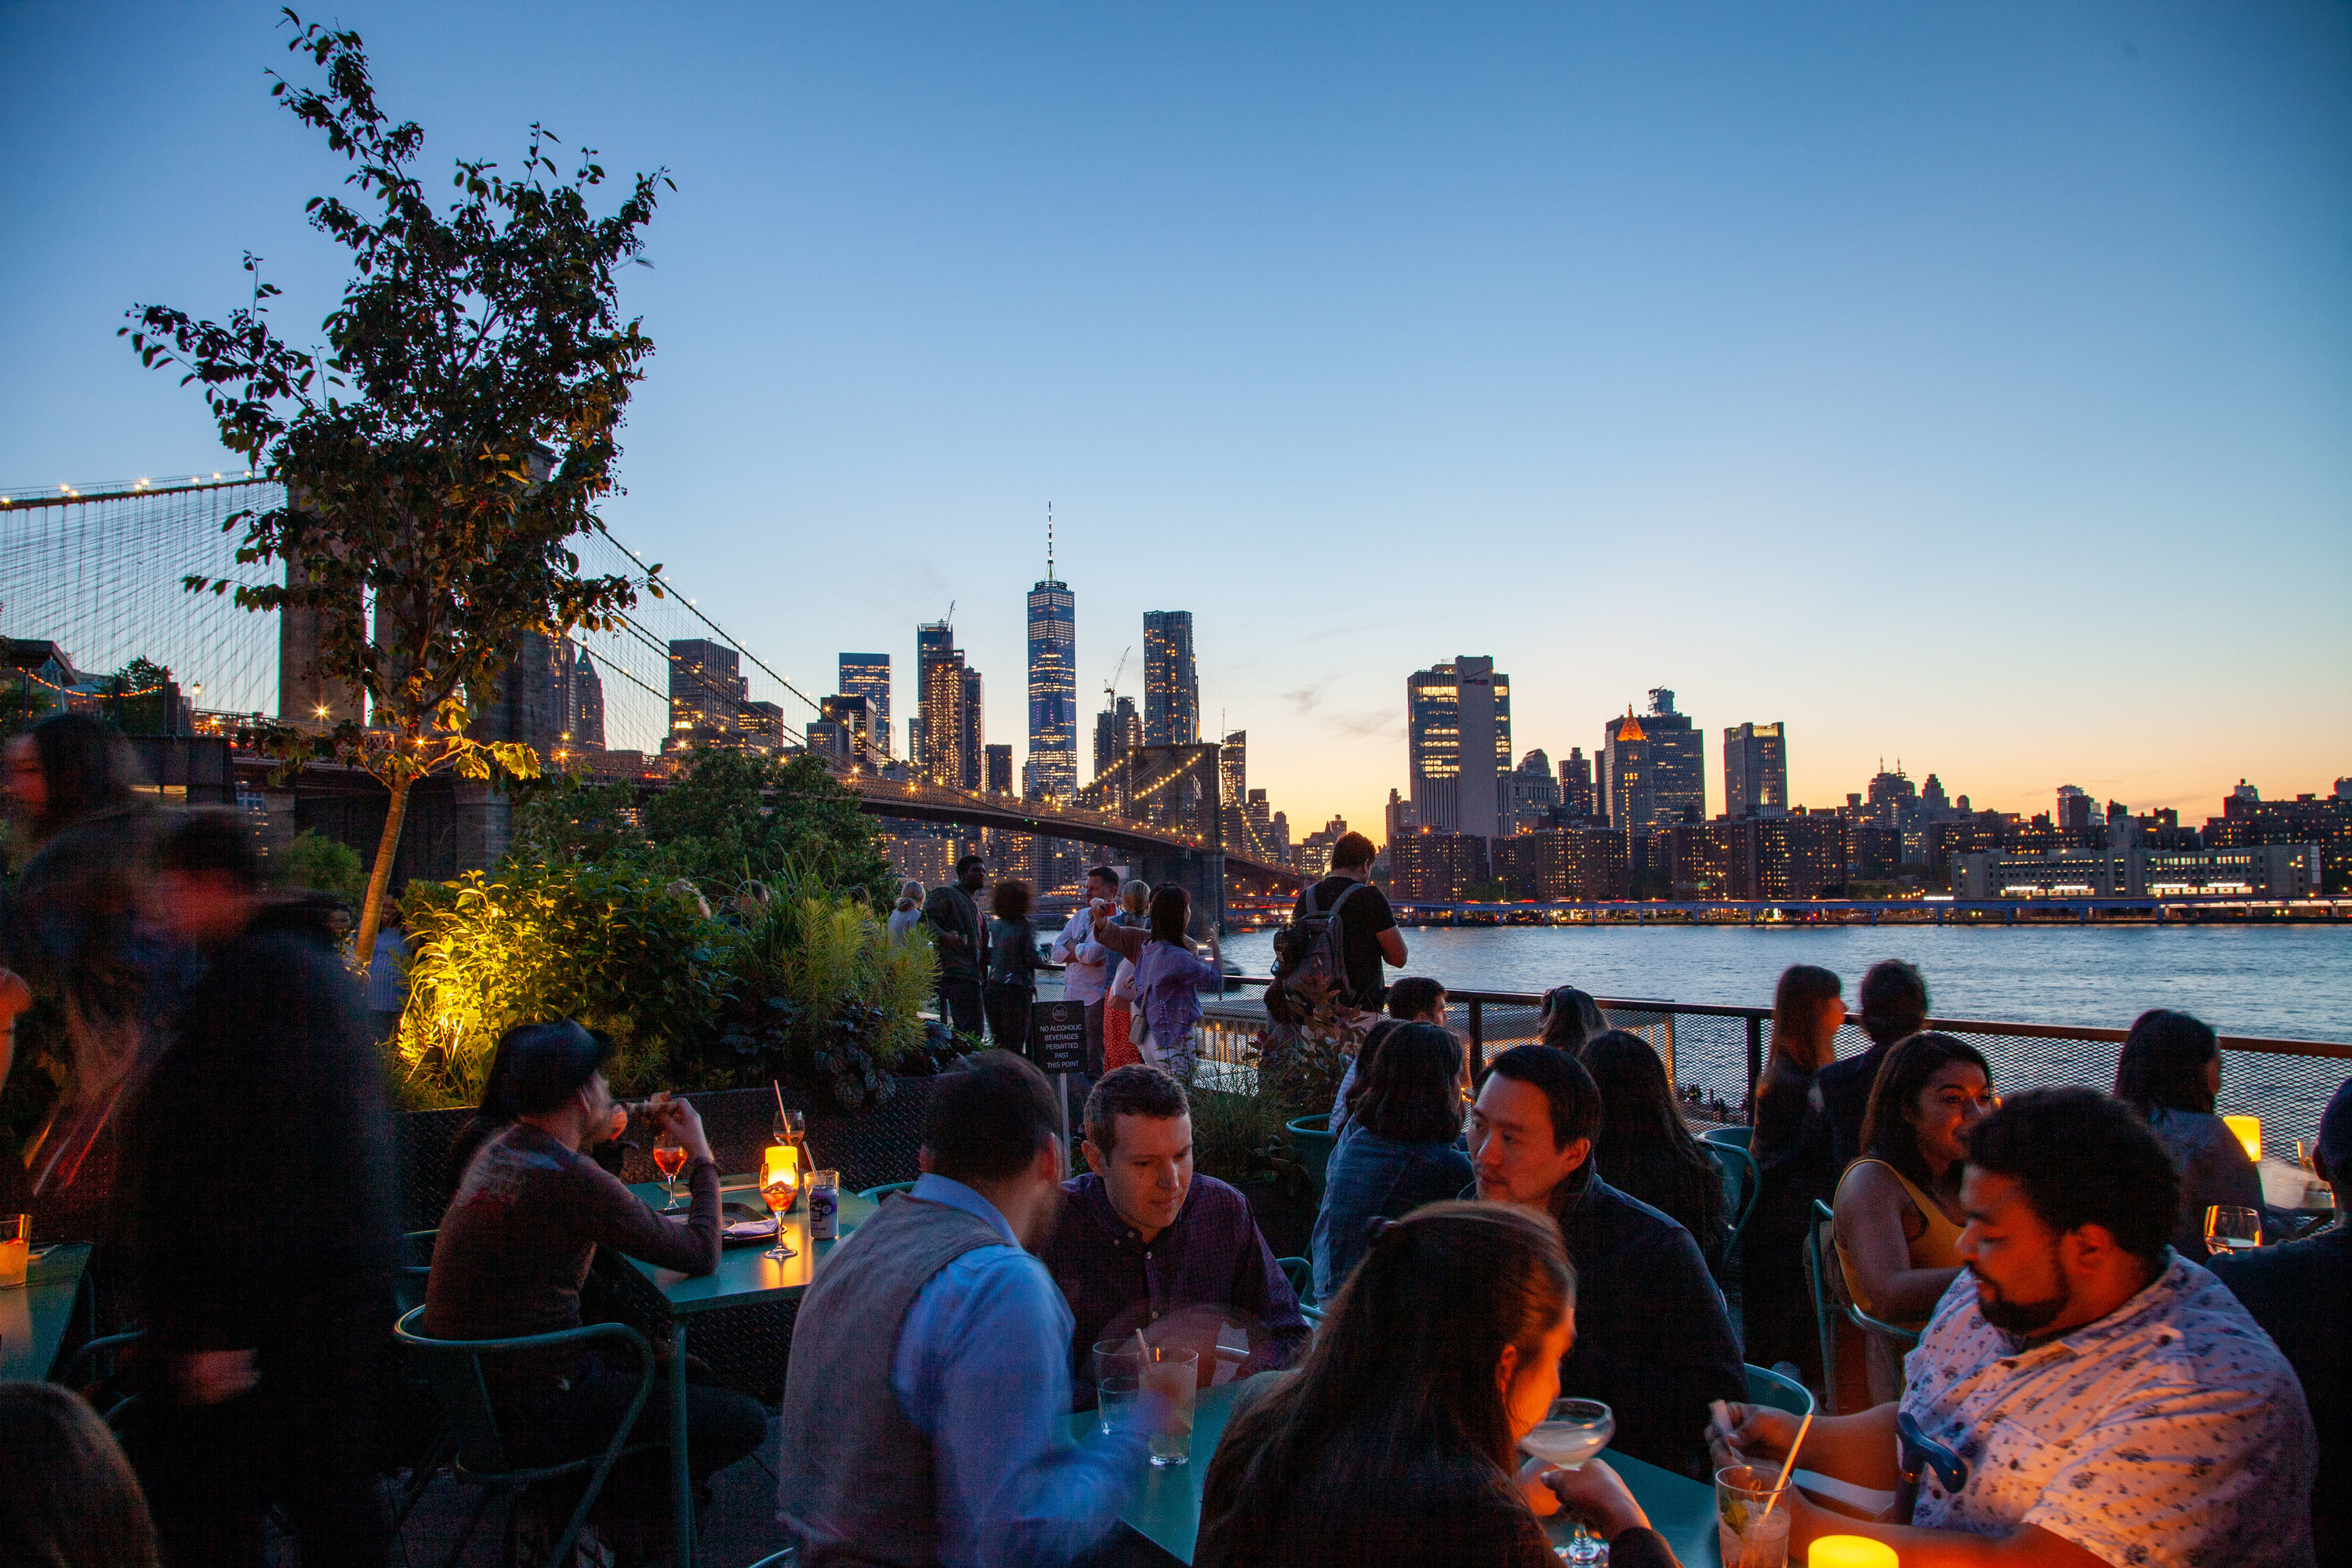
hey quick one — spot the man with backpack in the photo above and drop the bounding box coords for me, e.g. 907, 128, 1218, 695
1272, 831, 1406, 1025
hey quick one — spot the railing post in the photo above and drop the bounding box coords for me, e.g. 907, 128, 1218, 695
1745, 1014, 1765, 1121
1468, 998, 1484, 1069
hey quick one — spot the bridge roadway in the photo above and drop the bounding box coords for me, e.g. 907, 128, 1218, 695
833, 768, 1302, 889
1388, 895, 2352, 924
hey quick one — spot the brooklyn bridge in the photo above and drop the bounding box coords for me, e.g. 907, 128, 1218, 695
0, 476, 1300, 920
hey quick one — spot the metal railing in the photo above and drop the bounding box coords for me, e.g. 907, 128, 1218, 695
1196, 977, 2352, 1149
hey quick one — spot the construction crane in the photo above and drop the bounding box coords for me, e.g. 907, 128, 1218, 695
1103, 646, 1130, 709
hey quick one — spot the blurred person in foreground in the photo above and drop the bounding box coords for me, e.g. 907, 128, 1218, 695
1197, 1203, 1683, 1568
0, 1379, 162, 1568
1810, 957, 1929, 1168
1714, 1087, 2317, 1567
1312, 1020, 1473, 1301
1327, 975, 1448, 1141
0, 713, 182, 1247
2212, 1075, 2352, 1563
122, 811, 397, 1568
1466, 1044, 1742, 1480
1834, 1033, 1994, 1405
1580, 1029, 1729, 1276
778, 1051, 1154, 1568
1042, 1064, 1308, 1401
2112, 1007, 2267, 1255
1742, 963, 1843, 1383
423, 1022, 763, 1517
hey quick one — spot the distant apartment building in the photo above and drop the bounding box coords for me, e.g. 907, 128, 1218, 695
1142, 611, 1200, 746
805, 719, 851, 761
838, 654, 891, 758
1661, 819, 1760, 901
1510, 750, 1561, 835
1557, 747, 1595, 821
984, 742, 1014, 796
1388, 827, 1490, 902
1954, 844, 2323, 899
1409, 657, 1512, 843
1294, 815, 1351, 879
2204, 780, 2352, 894
1493, 828, 1632, 902
1757, 815, 1849, 901
1722, 721, 1787, 818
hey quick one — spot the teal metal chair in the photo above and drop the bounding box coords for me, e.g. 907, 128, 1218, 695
392, 1305, 664, 1568
64, 1329, 146, 1430
1807, 1200, 1921, 1414
857, 1181, 916, 1203
1743, 1361, 1814, 1420
1707, 1141, 1760, 1253
1276, 1255, 1313, 1305
397, 1229, 437, 1315
1699, 1125, 1753, 1153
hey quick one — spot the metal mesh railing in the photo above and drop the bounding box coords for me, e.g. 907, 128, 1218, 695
1199, 979, 2352, 1152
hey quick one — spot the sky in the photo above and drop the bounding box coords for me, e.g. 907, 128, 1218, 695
3, 1, 2347, 842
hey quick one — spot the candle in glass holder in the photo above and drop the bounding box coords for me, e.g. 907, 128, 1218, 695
762, 1142, 803, 1213
2224, 1114, 2262, 1163
1809, 1538, 1897, 1567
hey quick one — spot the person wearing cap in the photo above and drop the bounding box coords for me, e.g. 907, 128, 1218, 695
422, 1020, 766, 1513
2212, 1077, 2352, 1563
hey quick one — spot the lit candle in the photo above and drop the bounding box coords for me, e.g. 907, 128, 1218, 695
2224, 1114, 2262, 1163
1809, 1539, 1897, 1568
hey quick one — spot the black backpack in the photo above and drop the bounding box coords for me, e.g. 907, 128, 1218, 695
1270, 880, 1369, 1018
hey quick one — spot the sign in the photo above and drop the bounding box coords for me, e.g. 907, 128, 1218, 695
1028, 999, 1088, 1075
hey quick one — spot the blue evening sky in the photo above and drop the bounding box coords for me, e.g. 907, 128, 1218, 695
2, 2, 2346, 838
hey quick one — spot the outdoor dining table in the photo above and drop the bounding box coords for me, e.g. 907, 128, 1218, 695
0, 1241, 94, 1385
1064, 1379, 1724, 1566
622, 1178, 879, 1567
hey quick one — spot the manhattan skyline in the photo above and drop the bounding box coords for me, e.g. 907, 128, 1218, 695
2, 2, 2346, 840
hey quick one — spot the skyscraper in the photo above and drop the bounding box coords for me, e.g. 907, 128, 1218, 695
1510, 749, 1561, 835
838, 653, 891, 758
1723, 721, 1788, 818
1026, 514, 1078, 802
1640, 688, 1704, 825
666, 638, 748, 753
1092, 695, 1139, 780
985, 743, 1014, 796
1558, 748, 1595, 821
1142, 611, 1199, 746
959, 666, 984, 792
1600, 710, 1650, 831
821, 693, 873, 760
913, 622, 955, 773
1407, 657, 1512, 843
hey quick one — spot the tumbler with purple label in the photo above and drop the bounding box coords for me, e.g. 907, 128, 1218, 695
808, 1169, 840, 1240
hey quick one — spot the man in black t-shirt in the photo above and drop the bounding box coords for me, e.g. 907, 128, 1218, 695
1291, 831, 1406, 1014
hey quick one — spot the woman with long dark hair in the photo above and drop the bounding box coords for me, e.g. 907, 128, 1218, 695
1834, 1031, 1993, 1403
1, 713, 180, 1245
984, 879, 1040, 1051
1580, 1029, 1729, 1272
1199, 1203, 1680, 1568
1310, 1022, 1473, 1299
1742, 964, 1843, 1380
2114, 1008, 2263, 1255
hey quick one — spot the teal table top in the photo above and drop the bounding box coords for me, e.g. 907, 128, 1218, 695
0, 1243, 93, 1384
622, 1178, 879, 1315
1066, 1381, 1722, 1566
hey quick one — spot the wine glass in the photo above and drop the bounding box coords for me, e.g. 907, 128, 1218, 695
761, 1161, 800, 1261
652, 1127, 687, 1211
1522, 1398, 1616, 1564
2205, 1204, 2262, 1257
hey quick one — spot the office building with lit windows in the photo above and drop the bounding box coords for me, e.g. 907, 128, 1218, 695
1407, 656, 1512, 843
1600, 710, 1650, 831
1637, 688, 1704, 826
1723, 721, 1787, 818
1142, 611, 1200, 746
666, 638, 750, 754
838, 654, 891, 758
1026, 569, 1077, 800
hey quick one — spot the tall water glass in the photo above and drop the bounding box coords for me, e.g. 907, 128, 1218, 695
1715, 1463, 1792, 1568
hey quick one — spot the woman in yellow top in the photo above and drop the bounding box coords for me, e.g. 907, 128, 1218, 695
1833, 1032, 1995, 1403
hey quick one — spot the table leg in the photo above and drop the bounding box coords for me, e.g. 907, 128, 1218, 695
670, 1321, 695, 1567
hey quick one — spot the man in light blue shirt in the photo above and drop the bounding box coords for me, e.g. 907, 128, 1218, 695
778, 1051, 1152, 1568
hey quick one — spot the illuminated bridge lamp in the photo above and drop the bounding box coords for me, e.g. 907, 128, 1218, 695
1809, 1540, 1898, 1568
2225, 1115, 2262, 1163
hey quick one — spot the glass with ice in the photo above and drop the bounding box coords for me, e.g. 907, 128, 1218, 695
1715, 1462, 1793, 1568
1522, 1399, 1614, 1564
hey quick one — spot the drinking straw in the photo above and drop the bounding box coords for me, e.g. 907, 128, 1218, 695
1760, 1407, 1814, 1519
773, 1080, 788, 1120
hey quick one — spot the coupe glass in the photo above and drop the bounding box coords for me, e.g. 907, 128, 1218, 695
2205, 1204, 2261, 1257
1522, 1398, 1615, 1564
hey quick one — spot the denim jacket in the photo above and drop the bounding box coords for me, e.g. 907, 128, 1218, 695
1309, 1129, 1474, 1301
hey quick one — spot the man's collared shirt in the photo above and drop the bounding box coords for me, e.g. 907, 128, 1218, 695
1048, 904, 1113, 1004
1040, 1171, 1309, 1401
890, 1174, 1148, 1568
1902, 1253, 2317, 1567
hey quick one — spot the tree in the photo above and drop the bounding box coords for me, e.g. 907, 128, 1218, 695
641, 749, 894, 903
123, 11, 670, 969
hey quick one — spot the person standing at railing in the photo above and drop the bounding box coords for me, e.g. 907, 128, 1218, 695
1047, 865, 1123, 1076
886, 879, 926, 945
1743, 964, 1844, 1387
1810, 958, 1929, 1169
922, 854, 989, 1043
1100, 880, 1152, 1073
1089, 886, 1221, 1087
1274, 832, 1404, 1025
2113, 1008, 2267, 1257
985, 880, 1041, 1053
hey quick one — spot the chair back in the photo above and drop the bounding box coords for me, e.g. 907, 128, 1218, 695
1698, 1126, 1753, 1153
397, 1229, 437, 1316
1710, 1142, 1760, 1247
1743, 1361, 1814, 1420
1275, 1255, 1313, 1305
1893, 1408, 1969, 1523
392, 1305, 654, 1480
1805, 1200, 1845, 1414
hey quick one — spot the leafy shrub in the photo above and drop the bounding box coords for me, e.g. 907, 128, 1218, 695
1189, 1083, 1311, 1198
1251, 974, 1363, 1118
281, 829, 365, 902
391, 861, 730, 1109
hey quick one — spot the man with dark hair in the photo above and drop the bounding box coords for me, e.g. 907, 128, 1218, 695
780, 1051, 1150, 1567
2213, 1076, 2351, 1562
922, 853, 989, 1040
1048, 864, 1125, 1076
1811, 957, 1929, 1167
422, 1022, 764, 1541
1717, 1086, 2317, 1566
1466, 1044, 1742, 1481
1041, 1064, 1309, 1402
1283, 829, 1404, 1015
1328, 975, 1448, 1139
123, 811, 402, 1567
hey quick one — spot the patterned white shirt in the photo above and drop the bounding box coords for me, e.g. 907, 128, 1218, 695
1900, 1253, 2315, 1567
